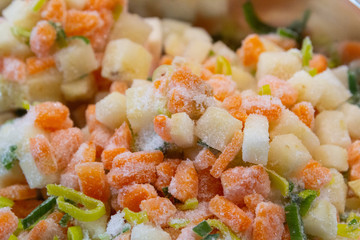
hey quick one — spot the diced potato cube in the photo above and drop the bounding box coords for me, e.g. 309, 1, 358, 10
0, 21, 32, 58
256, 51, 302, 80
287, 70, 325, 106
320, 169, 347, 213
314, 69, 351, 111
242, 114, 269, 165
267, 134, 311, 177
348, 179, 360, 198
270, 109, 320, 155
195, 107, 242, 152
0, 76, 28, 112
131, 79, 152, 88
64, 0, 86, 10
170, 112, 195, 148
61, 74, 96, 102
3, 0, 41, 29
145, 18, 163, 72
339, 103, 360, 139
164, 33, 185, 57
161, 18, 190, 40
110, 13, 152, 45
55, 39, 98, 83
314, 111, 351, 148
27, 68, 63, 103
332, 65, 349, 88
313, 145, 348, 172
183, 39, 212, 63
95, 92, 127, 130
303, 199, 337, 240
212, 41, 237, 63
231, 66, 257, 91
131, 224, 171, 240
102, 39, 152, 83
78, 213, 109, 239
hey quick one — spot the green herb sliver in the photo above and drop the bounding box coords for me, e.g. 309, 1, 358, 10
1, 145, 18, 170
285, 203, 307, 240
193, 220, 213, 237
22, 196, 57, 229
242, 1, 276, 34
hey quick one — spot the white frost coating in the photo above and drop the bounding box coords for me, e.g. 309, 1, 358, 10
106, 211, 126, 237
134, 126, 164, 151
242, 114, 269, 165
131, 224, 171, 240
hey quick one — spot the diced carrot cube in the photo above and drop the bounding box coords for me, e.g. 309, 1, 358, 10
114, 232, 131, 240
12, 199, 42, 219
140, 197, 177, 227
60, 170, 80, 191
159, 55, 174, 66
209, 195, 252, 233
75, 162, 110, 202
193, 148, 217, 171
101, 147, 128, 170
26, 56, 55, 75
291, 101, 315, 129
27, 218, 65, 240
221, 165, 271, 205
67, 142, 96, 170
203, 57, 216, 74
197, 169, 223, 202
30, 134, 58, 175
110, 81, 128, 94
171, 201, 213, 225
298, 160, 332, 190
168, 160, 198, 202
153, 115, 172, 142
155, 159, 181, 191
88, 9, 114, 52
2, 57, 26, 83
64, 10, 103, 37
238, 34, 265, 67
228, 108, 248, 123
41, 0, 66, 24
34, 102, 71, 131
241, 95, 283, 121
0, 184, 37, 201
207, 74, 237, 101
85, 104, 98, 133
117, 184, 157, 212
350, 162, 360, 181
339, 41, 360, 64
0, 207, 18, 240
210, 130, 243, 178
176, 225, 203, 240
46, 211, 64, 223
90, 124, 113, 156
244, 193, 265, 213
86, 0, 122, 10
30, 20, 57, 58
309, 54, 328, 74
108, 122, 132, 149
112, 151, 164, 168
222, 93, 242, 111
348, 140, 360, 167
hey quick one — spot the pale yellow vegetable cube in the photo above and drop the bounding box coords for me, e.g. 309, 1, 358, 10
183, 39, 212, 63
102, 39, 152, 83
256, 51, 302, 80
0, 21, 31, 57
61, 74, 96, 102
3, 0, 40, 29
95, 92, 127, 130
145, 18, 163, 72
242, 114, 269, 165
64, 0, 86, 10
315, 111, 351, 148
349, 179, 360, 198
55, 39, 98, 82
231, 66, 257, 91
332, 65, 349, 88
267, 134, 311, 177
303, 199, 337, 240
170, 112, 195, 148
131, 224, 171, 240
314, 145, 348, 172
110, 13, 152, 45
339, 103, 360, 139
195, 107, 242, 151
164, 33, 185, 57
0, 76, 27, 112
161, 18, 190, 40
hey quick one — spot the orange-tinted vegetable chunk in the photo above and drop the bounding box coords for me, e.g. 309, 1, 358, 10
241, 95, 283, 121
299, 160, 332, 190
348, 140, 360, 167
291, 101, 315, 129
309, 54, 328, 73
64, 10, 103, 37
30, 21, 56, 58
34, 102, 71, 131
41, 0, 66, 24
26, 56, 55, 75
153, 115, 172, 142
112, 151, 164, 168
155, 159, 181, 191
238, 34, 265, 66
101, 147, 128, 170
0, 207, 18, 240
193, 148, 217, 171
0, 184, 37, 201
197, 169, 223, 202
117, 184, 158, 212
2, 57, 26, 83
30, 134, 57, 175
140, 197, 177, 226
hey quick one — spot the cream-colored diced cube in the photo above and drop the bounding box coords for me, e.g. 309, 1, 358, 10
287, 70, 325, 106
110, 13, 152, 45
55, 39, 98, 82
0, 21, 31, 57
183, 39, 212, 63
3, 0, 41, 29
256, 51, 302, 80
27, 68, 63, 103
170, 112, 195, 148
314, 69, 351, 111
267, 134, 311, 177
145, 18, 163, 72
348, 179, 360, 198
314, 145, 348, 172
270, 110, 320, 154
131, 224, 171, 240
320, 169, 347, 214
315, 111, 351, 148
0, 76, 28, 112
242, 114, 269, 165
95, 92, 127, 130
102, 39, 152, 83
195, 107, 242, 152
78, 213, 109, 239
339, 103, 360, 139
212, 41, 237, 63
64, 0, 86, 10
61, 74, 96, 102
161, 18, 190, 40
231, 66, 257, 91
332, 65, 349, 88
303, 199, 337, 240
164, 33, 185, 57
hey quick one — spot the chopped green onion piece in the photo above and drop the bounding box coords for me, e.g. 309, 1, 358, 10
307, 67, 317, 77
287, 9, 311, 44
216, 56, 232, 75
48, 21, 68, 48
265, 168, 289, 197
122, 223, 131, 233
209, 49, 215, 57
206, 219, 240, 240
277, 28, 298, 39
192, 220, 212, 237
33, 0, 47, 12
0, 196, 14, 208
21, 100, 30, 110
21, 196, 57, 229
298, 190, 318, 216
98, 233, 111, 240
122, 207, 148, 225
59, 213, 72, 227
338, 223, 360, 238
47, 184, 105, 222
242, 1, 276, 34
68, 36, 90, 45
8, 235, 18, 240
177, 198, 199, 211
113, 4, 123, 21
258, 84, 271, 96
348, 70, 359, 95
1, 145, 18, 170
53, 236, 59, 240
204, 233, 220, 240
67, 226, 83, 240
284, 203, 307, 240
301, 36, 313, 67
11, 27, 31, 39
168, 218, 190, 229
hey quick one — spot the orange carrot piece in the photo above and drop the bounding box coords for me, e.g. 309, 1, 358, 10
27, 218, 65, 240
88, 9, 114, 51
30, 21, 57, 58
117, 184, 158, 212
0, 207, 18, 240
207, 75, 237, 101
350, 163, 360, 181
241, 95, 283, 121
172, 201, 213, 225
203, 57, 216, 74
46, 211, 64, 223
155, 159, 181, 191
299, 160, 332, 190
86, 0, 122, 10
26, 56, 55, 75
168, 160, 198, 202
64, 10, 103, 37
348, 140, 360, 167
12, 199, 42, 219
0, 184, 37, 201
110, 81, 128, 94
238, 34, 265, 67
41, 0, 66, 24
159, 55, 174, 65
112, 151, 164, 168
101, 147, 128, 170
67, 142, 97, 170
339, 41, 360, 64
85, 104, 98, 133
193, 148, 217, 171
34, 102, 71, 131
228, 108, 248, 123
153, 115, 172, 142
108, 122, 132, 149
222, 93, 242, 111
209, 195, 252, 233
30, 134, 58, 175
197, 169, 223, 202
244, 193, 265, 213
291, 101, 315, 129
2, 57, 26, 83
309, 54, 328, 73
140, 197, 177, 227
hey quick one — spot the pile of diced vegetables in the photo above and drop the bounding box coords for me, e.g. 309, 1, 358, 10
1, 0, 360, 240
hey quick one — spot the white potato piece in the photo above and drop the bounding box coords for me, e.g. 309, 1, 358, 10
170, 112, 195, 148
145, 17, 163, 73
348, 179, 360, 198
270, 110, 320, 155
131, 224, 171, 240
320, 169, 347, 214
183, 39, 212, 63
55, 39, 98, 83
256, 51, 302, 80
96, 92, 127, 130
231, 66, 257, 91
267, 134, 311, 177
3, 0, 40, 29
78, 213, 109, 239
314, 69, 351, 111
102, 39, 152, 83
303, 199, 337, 240
242, 114, 269, 165
0, 76, 28, 112
315, 111, 351, 148
164, 33, 185, 57
161, 18, 190, 40
314, 145, 348, 172
332, 65, 349, 88
195, 107, 242, 152
61, 74, 96, 102
110, 13, 152, 45
0, 21, 31, 58
339, 103, 360, 139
